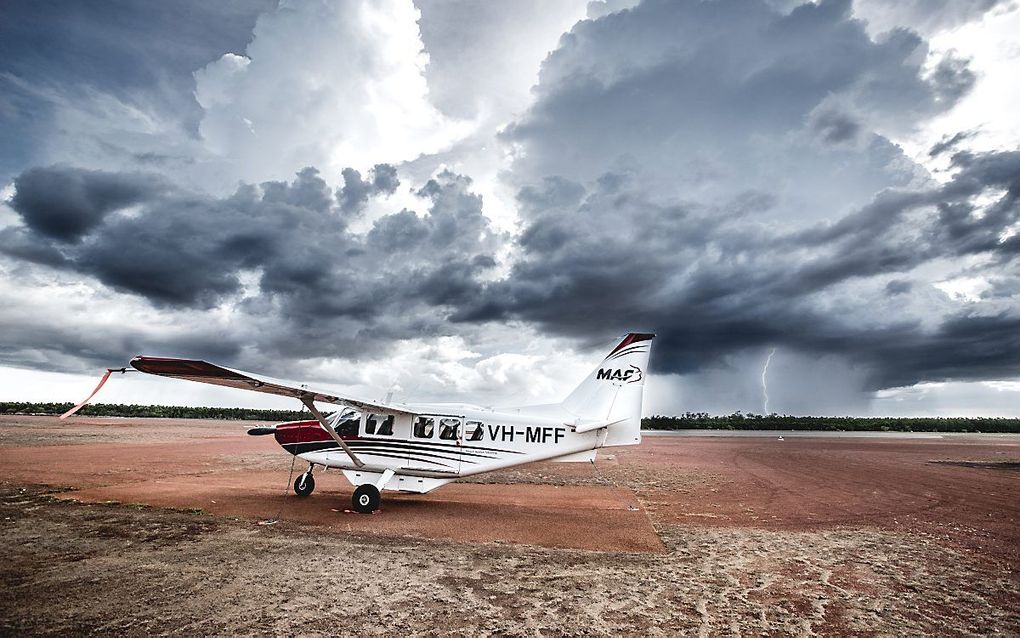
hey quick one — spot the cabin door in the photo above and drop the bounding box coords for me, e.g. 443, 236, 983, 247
406, 415, 463, 474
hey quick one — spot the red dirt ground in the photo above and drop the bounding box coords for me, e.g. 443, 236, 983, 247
617, 433, 1020, 567
0, 416, 661, 552
1, 416, 1018, 564
2, 416, 1019, 634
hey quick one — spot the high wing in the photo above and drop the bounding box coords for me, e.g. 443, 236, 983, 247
129, 356, 414, 416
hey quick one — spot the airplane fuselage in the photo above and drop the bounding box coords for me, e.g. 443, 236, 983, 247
274, 405, 613, 493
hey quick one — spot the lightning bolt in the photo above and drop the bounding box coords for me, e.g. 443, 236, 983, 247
761, 347, 776, 414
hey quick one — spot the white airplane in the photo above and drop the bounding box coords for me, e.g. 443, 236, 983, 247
78, 333, 654, 513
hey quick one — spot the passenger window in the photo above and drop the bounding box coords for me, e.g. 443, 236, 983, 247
439, 418, 461, 441
413, 416, 434, 438
464, 421, 484, 441
365, 414, 394, 436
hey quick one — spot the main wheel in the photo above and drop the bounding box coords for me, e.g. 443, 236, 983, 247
293, 472, 315, 497
352, 484, 380, 513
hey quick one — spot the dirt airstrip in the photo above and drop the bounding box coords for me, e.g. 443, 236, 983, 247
1, 415, 1018, 635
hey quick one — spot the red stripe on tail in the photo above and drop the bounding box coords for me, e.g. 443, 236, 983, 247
607, 333, 655, 357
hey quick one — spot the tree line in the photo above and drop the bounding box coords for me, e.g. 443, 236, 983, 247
0, 402, 309, 421
2, 402, 1018, 432
642, 412, 1020, 433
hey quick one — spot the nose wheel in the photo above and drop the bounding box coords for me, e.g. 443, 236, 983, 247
352, 484, 380, 513
293, 471, 315, 497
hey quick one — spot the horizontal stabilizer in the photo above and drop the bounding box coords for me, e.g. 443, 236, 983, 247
571, 417, 627, 434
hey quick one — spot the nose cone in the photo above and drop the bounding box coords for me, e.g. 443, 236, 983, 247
246, 426, 277, 436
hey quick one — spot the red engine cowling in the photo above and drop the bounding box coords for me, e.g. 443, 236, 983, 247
273, 420, 334, 446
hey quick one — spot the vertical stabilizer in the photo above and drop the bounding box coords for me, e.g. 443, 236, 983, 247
562, 333, 654, 446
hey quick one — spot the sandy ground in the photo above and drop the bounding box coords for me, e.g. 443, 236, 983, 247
1, 415, 1018, 635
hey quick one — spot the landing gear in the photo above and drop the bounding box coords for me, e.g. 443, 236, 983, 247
293, 471, 315, 497
352, 484, 380, 513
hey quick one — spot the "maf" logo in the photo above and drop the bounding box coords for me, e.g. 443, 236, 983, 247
596, 365, 643, 383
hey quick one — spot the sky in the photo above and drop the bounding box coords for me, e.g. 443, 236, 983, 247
1, 0, 1019, 417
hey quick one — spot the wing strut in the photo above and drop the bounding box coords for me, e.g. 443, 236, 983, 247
300, 396, 365, 468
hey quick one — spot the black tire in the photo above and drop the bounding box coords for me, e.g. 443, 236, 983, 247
352, 484, 380, 513
293, 472, 315, 497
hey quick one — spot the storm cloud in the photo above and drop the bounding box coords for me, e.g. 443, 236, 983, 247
0, 0, 1018, 413
451, 145, 1020, 390
11, 166, 166, 242
0, 0, 274, 183
2, 164, 503, 360
458, 0, 1020, 392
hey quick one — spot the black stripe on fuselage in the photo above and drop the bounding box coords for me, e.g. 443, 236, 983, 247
280, 437, 524, 461
281, 441, 338, 455
282, 441, 479, 465
356, 437, 525, 455
281, 442, 454, 468
354, 450, 453, 468
347, 440, 496, 460
350, 444, 477, 465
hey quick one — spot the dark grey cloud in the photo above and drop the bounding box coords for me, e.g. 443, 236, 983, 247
447, 0, 1019, 392
455, 146, 1020, 390
338, 164, 401, 214
810, 108, 862, 145
502, 0, 970, 231
2, 163, 502, 363
866, 313, 1020, 388
929, 130, 976, 158
884, 279, 913, 295
0, 0, 275, 182
0, 318, 244, 375
10, 165, 166, 242
929, 54, 977, 107
0, 227, 69, 267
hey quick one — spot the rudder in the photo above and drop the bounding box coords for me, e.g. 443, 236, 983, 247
561, 332, 654, 446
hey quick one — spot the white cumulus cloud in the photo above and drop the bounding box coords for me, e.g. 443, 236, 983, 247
193, 0, 471, 188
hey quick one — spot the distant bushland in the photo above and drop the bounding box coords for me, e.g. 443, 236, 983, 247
642, 412, 1020, 433
2, 402, 1018, 432
0, 402, 308, 422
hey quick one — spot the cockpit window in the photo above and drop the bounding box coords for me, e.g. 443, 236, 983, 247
464, 421, 484, 441
336, 417, 359, 438
331, 410, 360, 437
438, 418, 461, 441
377, 415, 394, 436
413, 416, 434, 438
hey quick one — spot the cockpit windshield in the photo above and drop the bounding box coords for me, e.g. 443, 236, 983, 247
330, 409, 360, 437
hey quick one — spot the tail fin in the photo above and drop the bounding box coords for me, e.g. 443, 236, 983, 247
562, 333, 654, 446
